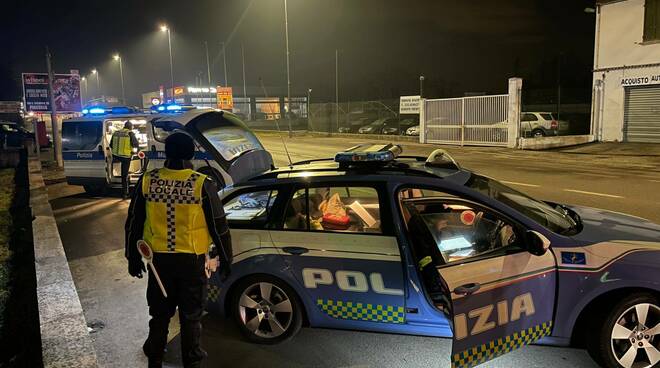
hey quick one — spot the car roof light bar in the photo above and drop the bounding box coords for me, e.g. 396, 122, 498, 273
335, 143, 402, 166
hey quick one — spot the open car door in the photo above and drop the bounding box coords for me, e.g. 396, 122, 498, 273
403, 196, 557, 368
153, 110, 274, 185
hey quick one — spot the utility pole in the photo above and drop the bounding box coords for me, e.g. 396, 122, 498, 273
204, 41, 212, 86
46, 47, 62, 167
335, 49, 339, 135
557, 52, 563, 121
242, 44, 248, 119
220, 42, 228, 87
113, 54, 125, 104
284, 0, 292, 136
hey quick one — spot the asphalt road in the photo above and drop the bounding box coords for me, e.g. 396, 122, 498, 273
49, 136, 660, 368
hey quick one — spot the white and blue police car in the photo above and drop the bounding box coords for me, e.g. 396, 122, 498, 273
62, 105, 273, 195
200, 143, 660, 368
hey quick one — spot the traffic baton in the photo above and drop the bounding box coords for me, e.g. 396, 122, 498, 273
137, 240, 168, 298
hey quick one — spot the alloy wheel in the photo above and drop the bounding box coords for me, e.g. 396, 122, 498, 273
610, 303, 660, 368
238, 282, 293, 339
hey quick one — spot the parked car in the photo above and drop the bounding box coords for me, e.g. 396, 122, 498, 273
358, 118, 396, 134
0, 121, 33, 148
339, 118, 370, 133
381, 118, 418, 135
405, 125, 420, 136
521, 112, 562, 138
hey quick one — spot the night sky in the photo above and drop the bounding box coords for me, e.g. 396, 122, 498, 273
1, 0, 596, 105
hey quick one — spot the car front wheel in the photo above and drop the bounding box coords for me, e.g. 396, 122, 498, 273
587, 293, 660, 368
232, 276, 303, 344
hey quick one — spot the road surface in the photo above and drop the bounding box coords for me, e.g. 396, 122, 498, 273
49, 135, 660, 367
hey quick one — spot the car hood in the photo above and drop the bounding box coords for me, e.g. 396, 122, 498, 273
566, 205, 660, 244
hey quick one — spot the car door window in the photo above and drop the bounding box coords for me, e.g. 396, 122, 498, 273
521, 113, 537, 122
401, 197, 519, 264
224, 189, 278, 228
284, 186, 382, 233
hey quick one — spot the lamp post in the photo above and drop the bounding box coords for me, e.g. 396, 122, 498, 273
113, 54, 125, 104
307, 88, 312, 130
220, 41, 228, 87
283, 0, 292, 135
419, 75, 425, 98
81, 76, 87, 104
92, 69, 101, 98
160, 24, 174, 100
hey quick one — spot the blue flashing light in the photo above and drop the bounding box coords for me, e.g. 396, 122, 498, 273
89, 107, 106, 114
334, 143, 402, 164
82, 109, 89, 114
157, 105, 166, 111
166, 104, 182, 111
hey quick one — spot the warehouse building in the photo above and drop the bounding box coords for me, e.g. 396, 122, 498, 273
592, 0, 660, 142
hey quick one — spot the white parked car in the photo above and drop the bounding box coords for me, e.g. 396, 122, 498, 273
521, 112, 561, 138
405, 125, 420, 136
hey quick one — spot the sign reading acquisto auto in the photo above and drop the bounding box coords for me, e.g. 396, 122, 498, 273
620, 74, 660, 86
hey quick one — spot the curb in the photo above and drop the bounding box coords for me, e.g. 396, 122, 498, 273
29, 157, 99, 367
253, 129, 421, 142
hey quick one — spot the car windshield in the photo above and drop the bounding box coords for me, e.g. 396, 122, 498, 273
465, 174, 578, 234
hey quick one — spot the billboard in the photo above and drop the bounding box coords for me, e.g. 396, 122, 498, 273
22, 73, 82, 113
399, 95, 421, 114
216, 86, 234, 110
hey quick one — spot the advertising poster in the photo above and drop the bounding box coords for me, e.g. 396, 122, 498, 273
216, 86, 234, 110
22, 73, 82, 113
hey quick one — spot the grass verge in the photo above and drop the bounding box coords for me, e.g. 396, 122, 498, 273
0, 168, 15, 335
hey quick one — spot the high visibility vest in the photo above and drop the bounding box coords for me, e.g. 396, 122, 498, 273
111, 128, 133, 158
142, 168, 211, 255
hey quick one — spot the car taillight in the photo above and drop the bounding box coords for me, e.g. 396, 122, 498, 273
551, 120, 558, 129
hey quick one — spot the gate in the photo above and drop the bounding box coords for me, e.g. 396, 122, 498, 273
422, 94, 510, 146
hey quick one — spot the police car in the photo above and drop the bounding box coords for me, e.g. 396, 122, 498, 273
200, 143, 660, 368
62, 105, 273, 194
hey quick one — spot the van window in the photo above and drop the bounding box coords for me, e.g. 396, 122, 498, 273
152, 120, 184, 143
62, 121, 103, 151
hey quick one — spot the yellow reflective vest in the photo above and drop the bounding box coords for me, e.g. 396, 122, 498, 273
142, 168, 212, 255
111, 128, 134, 158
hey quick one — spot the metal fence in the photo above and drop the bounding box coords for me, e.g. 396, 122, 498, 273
308, 100, 400, 133
423, 94, 509, 146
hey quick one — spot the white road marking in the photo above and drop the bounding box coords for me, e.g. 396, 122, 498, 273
500, 180, 540, 188
649, 179, 660, 183
563, 189, 623, 199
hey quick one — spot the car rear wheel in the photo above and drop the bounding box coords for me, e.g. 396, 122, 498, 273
532, 129, 546, 138
232, 276, 303, 344
587, 293, 660, 368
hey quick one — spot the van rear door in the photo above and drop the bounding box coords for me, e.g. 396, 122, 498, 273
62, 119, 106, 185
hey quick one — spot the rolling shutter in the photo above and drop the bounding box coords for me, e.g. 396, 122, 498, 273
624, 85, 660, 143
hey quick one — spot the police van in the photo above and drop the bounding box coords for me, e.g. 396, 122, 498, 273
62, 105, 273, 194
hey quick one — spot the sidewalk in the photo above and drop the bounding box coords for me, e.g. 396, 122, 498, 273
552, 142, 660, 157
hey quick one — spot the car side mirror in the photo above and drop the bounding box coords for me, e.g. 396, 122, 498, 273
526, 230, 551, 256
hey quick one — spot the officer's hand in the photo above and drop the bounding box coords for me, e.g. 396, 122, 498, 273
129, 258, 146, 278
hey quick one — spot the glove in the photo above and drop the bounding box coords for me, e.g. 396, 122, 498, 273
129, 257, 146, 278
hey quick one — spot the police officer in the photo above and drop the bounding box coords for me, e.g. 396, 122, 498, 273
110, 121, 139, 199
125, 132, 231, 368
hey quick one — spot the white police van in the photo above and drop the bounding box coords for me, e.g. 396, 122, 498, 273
62, 104, 273, 195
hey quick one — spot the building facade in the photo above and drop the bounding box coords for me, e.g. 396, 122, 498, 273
592, 0, 660, 143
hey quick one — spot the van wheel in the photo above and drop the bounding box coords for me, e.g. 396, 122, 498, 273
231, 275, 303, 344
586, 293, 660, 368
532, 129, 546, 138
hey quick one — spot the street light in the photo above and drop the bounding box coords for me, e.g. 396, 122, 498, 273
113, 54, 125, 104
283, 0, 292, 135
419, 75, 425, 98
81, 76, 87, 104
91, 69, 101, 97
160, 24, 174, 100
307, 88, 312, 130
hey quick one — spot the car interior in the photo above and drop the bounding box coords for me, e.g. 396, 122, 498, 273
284, 186, 382, 233
398, 188, 518, 312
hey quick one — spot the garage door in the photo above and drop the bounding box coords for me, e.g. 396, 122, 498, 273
624, 85, 660, 143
